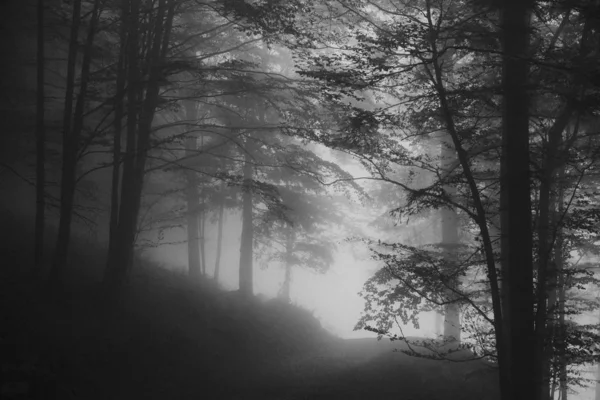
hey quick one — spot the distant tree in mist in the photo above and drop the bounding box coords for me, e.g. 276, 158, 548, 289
254, 147, 353, 302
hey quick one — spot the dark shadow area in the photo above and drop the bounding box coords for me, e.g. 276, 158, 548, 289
0, 219, 499, 400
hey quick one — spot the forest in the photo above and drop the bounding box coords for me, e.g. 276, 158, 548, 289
1, 0, 600, 399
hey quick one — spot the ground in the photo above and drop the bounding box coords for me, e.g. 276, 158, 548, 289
0, 257, 499, 400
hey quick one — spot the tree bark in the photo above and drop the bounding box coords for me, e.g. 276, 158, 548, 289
501, 0, 535, 398
425, 4, 506, 388
595, 363, 600, 400
594, 314, 600, 400
214, 187, 225, 282
49, 0, 81, 285
555, 169, 568, 400
535, 109, 572, 400
185, 158, 201, 278
33, 0, 46, 275
557, 267, 567, 400
199, 132, 207, 276
105, 0, 176, 294
105, 0, 141, 291
534, 16, 592, 397
106, 6, 128, 276
52, 0, 100, 286
199, 206, 206, 275
440, 135, 460, 344
238, 143, 254, 296
184, 100, 201, 279
281, 262, 292, 303
279, 229, 294, 303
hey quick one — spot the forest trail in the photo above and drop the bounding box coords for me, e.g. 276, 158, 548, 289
0, 268, 498, 400
214, 337, 498, 400
2, 310, 497, 400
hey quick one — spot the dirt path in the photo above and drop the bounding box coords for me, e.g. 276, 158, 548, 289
221, 337, 499, 400
0, 271, 498, 400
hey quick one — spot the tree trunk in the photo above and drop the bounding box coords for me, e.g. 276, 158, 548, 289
33, 0, 45, 275
105, 0, 176, 294
557, 272, 567, 400
501, 0, 535, 398
434, 312, 443, 336
199, 206, 207, 275
440, 135, 460, 344
535, 109, 572, 400
184, 100, 201, 279
499, 127, 512, 397
595, 363, 599, 400
185, 165, 200, 278
106, 3, 128, 276
199, 134, 207, 276
238, 145, 254, 296
428, 17, 506, 394
49, 0, 81, 285
281, 262, 292, 303
52, 0, 101, 286
279, 229, 294, 303
105, 0, 141, 291
595, 308, 600, 400
556, 170, 568, 400
214, 189, 225, 282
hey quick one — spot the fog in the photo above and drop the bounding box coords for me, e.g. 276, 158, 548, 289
142, 209, 442, 340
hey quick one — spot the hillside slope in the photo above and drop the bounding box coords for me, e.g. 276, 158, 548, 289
0, 230, 498, 400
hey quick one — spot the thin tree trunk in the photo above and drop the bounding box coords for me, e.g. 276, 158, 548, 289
536, 109, 573, 400
281, 262, 292, 303
556, 168, 568, 400
199, 206, 206, 275
105, 0, 175, 294
535, 17, 593, 398
426, 9, 506, 394
497, 115, 513, 397
595, 364, 599, 400
106, 6, 128, 276
51, 0, 86, 285
184, 100, 201, 279
440, 135, 460, 344
185, 165, 200, 278
105, 0, 141, 291
199, 134, 206, 276
434, 312, 443, 336
238, 144, 254, 296
557, 272, 567, 400
199, 134, 208, 276
214, 189, 225, 282
279, 229, 294, 303
595, 311, 600, 400
33, 0, 45, 275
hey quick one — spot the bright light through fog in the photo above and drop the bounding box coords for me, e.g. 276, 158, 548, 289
146, 192, 443, 342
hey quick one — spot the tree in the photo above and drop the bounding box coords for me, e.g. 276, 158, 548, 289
213, 181, 229, 282
34, 0, 46, 275
440, 134, 461, 343
255, 156, 346, 302
182, 100, 202, 279
239, 136, 255, 296
104, 0, 177, 294
51, 0, 104, 286
289, 1, 600, 399
49, 0, 83, 286
500, 0, 535, 398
